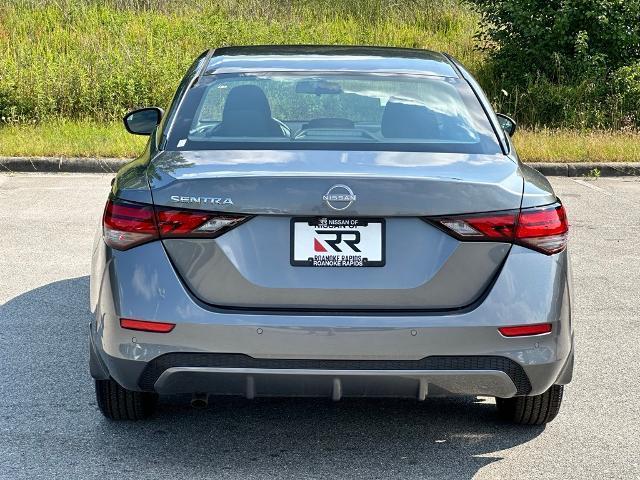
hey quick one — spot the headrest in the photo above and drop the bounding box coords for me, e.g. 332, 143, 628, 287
223, 85, 272, 120
381, 99, 439, 139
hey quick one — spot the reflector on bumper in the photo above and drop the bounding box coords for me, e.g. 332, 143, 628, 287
120, 318, 175, 333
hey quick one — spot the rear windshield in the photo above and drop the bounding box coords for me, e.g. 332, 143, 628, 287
165, 72, 502, 154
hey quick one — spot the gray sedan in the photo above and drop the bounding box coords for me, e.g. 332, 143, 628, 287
90, 45, 573, 424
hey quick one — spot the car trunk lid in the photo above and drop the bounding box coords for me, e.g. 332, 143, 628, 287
148, 150, 523, 310
148, 150, 522, 216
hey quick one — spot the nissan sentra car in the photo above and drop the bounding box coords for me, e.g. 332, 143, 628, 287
90, 45, 573, 424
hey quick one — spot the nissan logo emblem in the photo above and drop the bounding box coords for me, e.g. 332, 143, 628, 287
323, 184, 357, 211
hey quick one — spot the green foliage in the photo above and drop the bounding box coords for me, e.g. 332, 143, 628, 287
584, 168, 601, 179
470, 0, 640, 128
470, 0, 640, 83
611, 63, 640, 127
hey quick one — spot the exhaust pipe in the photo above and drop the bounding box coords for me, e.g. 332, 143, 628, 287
191, 392, 209, 409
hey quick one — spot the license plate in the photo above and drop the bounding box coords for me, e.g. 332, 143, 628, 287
290, 217, 385, 267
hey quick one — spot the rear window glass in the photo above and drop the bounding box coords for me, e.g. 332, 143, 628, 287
166, 73, 501, 154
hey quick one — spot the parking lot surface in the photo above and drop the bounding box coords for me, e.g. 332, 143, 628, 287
0, 173, 639, 479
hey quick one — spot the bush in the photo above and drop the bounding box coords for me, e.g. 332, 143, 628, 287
470, 0, 640, 128
611, 63, 640, 128
470, 0, 640, 83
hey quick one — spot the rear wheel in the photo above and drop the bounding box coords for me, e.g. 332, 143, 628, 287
95, 378, 157, 420
496, 384, 564, 425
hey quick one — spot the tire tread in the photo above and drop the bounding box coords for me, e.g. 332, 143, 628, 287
496, 384, 564, 425
95, 379, 156, 420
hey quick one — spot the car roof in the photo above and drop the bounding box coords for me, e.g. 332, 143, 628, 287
203, 45, 459, 78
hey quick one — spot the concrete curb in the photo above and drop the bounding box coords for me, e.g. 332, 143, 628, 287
528, 162, 640, 177
0, 157, 126, 173
1, 156, 639, 176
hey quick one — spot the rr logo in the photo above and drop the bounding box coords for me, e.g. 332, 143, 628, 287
314, 230, 361, 253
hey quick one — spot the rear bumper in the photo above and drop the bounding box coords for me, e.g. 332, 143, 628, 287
154, 368, 518, 399
90, 339, 531, 399
150, 353, 537, 398
90, 240, 574, 398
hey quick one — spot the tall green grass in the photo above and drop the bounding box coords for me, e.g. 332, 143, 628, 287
0, 0, 481, 122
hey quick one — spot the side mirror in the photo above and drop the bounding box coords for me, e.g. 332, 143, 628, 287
123, 107, 163, 135
496, 113, 517, 136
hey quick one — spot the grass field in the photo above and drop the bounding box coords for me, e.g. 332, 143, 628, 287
1, 121, 639, 162
0, 0, 481, 122
515, 129, 640, 163
0, 0, 638, 161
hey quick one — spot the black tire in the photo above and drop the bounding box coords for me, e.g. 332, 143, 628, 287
95, 378, 157, 420
496, 384, 564, 425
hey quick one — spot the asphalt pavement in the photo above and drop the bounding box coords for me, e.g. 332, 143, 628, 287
0, 173, 638, 479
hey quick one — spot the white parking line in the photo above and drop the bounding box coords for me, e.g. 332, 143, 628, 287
570, 178, 613, 196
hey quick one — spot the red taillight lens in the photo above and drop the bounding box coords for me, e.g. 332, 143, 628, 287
103, 199, 249, 250
430, 202, 568, 255
438, 211, 517, 240
516, 204, 568, 255
155, 208, 248, 238
498, 323, 552, 337
120, 318, 175, 333
103, 200, 158, 250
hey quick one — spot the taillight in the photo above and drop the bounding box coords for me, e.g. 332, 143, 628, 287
516, 204, 568, 255
103, 200, 158, 250
155, 208, 247, 238
438, 211, 517, 240
429, 202, 568, 255
103, 199, 249, 250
